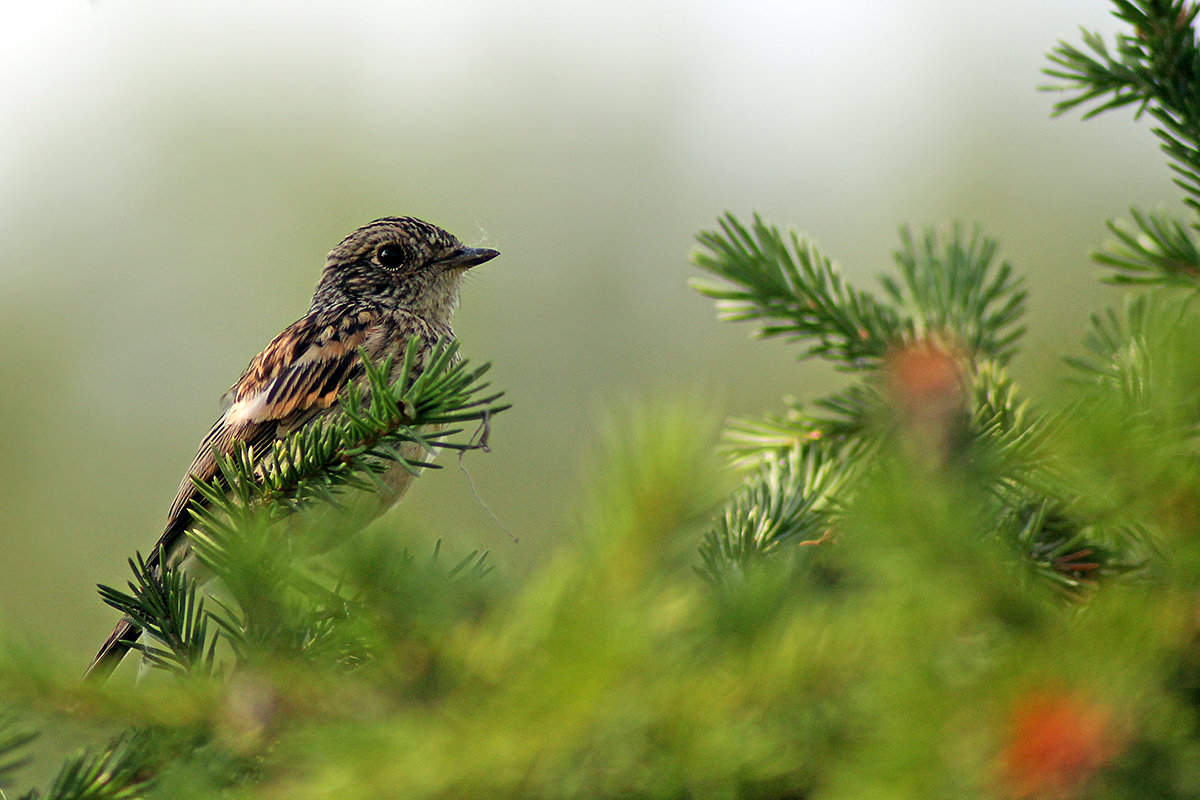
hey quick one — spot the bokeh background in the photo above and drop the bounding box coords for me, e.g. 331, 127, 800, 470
0, 1, 1173, 666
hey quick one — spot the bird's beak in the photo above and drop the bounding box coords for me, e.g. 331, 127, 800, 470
439, 247, 500, 270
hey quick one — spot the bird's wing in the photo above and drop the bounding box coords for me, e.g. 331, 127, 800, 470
150, 306, 380, 569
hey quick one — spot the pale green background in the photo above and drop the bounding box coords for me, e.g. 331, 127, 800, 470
0, 1, 1171, 666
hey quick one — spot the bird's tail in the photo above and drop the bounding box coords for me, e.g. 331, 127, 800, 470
83, 618, 143, 682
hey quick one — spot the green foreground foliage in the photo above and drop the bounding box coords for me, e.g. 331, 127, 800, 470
6, 1, 1200, 797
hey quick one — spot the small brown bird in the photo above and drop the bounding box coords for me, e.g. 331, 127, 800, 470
85, 217, 498, 680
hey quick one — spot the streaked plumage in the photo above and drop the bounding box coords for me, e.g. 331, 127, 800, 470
85, 217, 498, 680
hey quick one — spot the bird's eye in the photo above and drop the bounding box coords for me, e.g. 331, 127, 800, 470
377, 245, 405, 268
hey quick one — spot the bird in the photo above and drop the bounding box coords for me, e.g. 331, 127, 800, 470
84, 216, 499, 681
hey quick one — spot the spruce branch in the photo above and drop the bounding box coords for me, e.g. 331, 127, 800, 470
1044, 23, 1157, 119
884, 225, 1027, 364
971, 362, 1055, 494
189, 337, 508, 536
999, 501, 1148, 599
692, 215, 1026, 370
719, 413, 823, 470
34, 734, 149, 800
1069, 291, 1200, 406
1070, 295, 1157, 397
204, 578, 371, 672
693, 216, 1043, 578
1065, 291, 1200, 508
1094, 207, 1200, 287
808, 384, 883, 446
720, 385, 879, 469
691, 213, 898, 370
198, 535, 495, 678
1046, 0, 1200, 222
95, 556, 218, 678
698, 443, 849, 583
1044, 1, 1200, 128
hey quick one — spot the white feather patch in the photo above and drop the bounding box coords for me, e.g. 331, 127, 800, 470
223, 390, 271, 427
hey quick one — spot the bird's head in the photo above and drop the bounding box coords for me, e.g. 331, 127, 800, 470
313, 217, 498, 323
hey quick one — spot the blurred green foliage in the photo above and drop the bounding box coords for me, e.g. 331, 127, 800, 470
4, 373, 1200, 798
